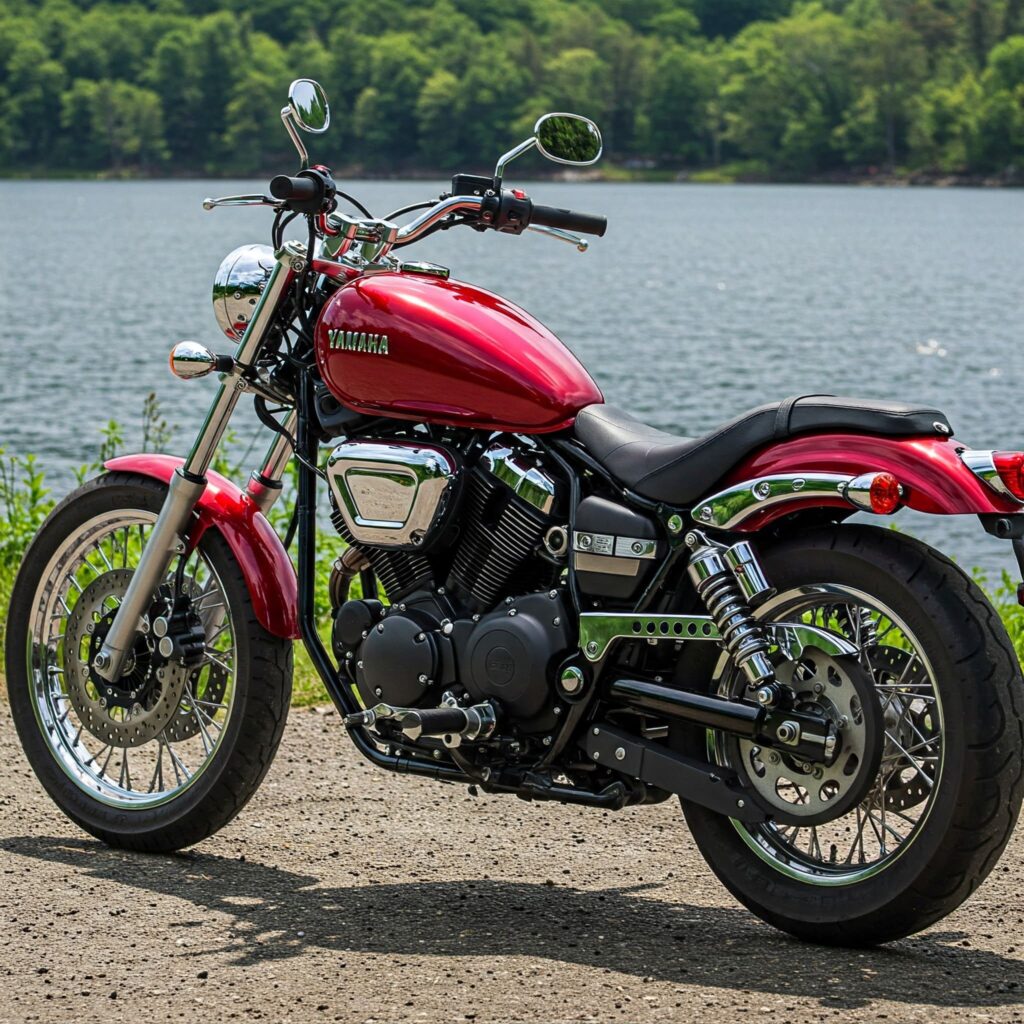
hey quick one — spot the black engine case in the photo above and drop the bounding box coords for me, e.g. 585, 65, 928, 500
457, 590, 570, 732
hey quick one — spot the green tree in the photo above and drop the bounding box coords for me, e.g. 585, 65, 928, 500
416, 69, 462, 167
647, 43, 717, 161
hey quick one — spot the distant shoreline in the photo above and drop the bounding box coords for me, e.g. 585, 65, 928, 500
0, 167, 1020, 188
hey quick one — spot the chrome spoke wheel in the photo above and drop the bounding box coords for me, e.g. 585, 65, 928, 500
713, 584, 944, 885
27, 510, 238, 808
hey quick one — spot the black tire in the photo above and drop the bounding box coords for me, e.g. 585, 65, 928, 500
675, 524, 1024, 946
5, 472, 293, 852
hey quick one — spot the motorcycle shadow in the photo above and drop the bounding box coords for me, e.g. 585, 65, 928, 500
4, 834, 1021, 1011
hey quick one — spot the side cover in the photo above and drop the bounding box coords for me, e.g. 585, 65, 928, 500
104, 455, 300, 640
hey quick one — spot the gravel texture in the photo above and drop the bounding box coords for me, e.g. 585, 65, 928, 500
1, 701, 1022, 1024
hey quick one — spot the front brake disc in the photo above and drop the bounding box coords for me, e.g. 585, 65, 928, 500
64, 570, 190, 748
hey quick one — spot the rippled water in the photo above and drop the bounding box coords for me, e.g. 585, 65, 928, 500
1, 180, 1022, 578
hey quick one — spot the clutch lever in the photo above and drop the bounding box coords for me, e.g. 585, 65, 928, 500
526, 223, 589, 253
202, 194, 285, 211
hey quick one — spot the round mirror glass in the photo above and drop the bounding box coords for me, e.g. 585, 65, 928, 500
534, 113, 602, 166
288, 79, 330, 134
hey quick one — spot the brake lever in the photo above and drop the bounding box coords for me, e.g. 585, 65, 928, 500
202, 194, 285, 211
526, 223, 589, 253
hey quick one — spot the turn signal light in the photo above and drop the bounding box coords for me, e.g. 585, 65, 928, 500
993, 452, 1024, 500
842, 472, 904, 515
868, 472, 903, 515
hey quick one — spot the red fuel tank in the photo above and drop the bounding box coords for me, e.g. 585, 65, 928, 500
314, 272, 603, 433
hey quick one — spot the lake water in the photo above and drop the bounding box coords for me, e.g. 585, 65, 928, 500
1, 180, 1022, 580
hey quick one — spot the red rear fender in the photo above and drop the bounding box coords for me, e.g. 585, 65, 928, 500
104, 455, 299, 640
703, 434, 1022, 532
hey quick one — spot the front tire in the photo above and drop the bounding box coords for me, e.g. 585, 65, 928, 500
5, 472, 293, 852
676, 525, 1024, 945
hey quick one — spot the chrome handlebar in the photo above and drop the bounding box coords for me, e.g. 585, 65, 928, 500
392, 195, 483, 243
204, 190, 590, 255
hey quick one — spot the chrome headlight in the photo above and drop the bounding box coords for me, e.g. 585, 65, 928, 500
212, 244, 275, 340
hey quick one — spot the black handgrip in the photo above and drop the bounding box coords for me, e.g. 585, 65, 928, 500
530, 204, 607, 237
269, 174, 321, 202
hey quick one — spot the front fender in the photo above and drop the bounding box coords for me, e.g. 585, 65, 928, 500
713, 434, 1022, 532
105, 454, 300, 640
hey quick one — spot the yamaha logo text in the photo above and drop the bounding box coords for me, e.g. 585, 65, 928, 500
328, 329, 390, 356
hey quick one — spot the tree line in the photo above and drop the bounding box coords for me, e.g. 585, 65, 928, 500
1, 0, 1022, 179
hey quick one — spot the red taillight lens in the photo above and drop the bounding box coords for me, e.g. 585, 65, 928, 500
993, 451, 1024, 500
868, 472, 903, 514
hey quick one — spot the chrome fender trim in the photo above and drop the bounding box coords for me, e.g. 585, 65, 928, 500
960, 449, 1024, 504
579, 612, 856, 663
692, 471, 893, 530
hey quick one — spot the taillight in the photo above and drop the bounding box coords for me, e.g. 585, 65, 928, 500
993, 451, 1024, 500
868, 472, 903, 514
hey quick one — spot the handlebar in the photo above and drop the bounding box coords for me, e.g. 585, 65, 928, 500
269, 174, 321, 204
530, 204, 607, 238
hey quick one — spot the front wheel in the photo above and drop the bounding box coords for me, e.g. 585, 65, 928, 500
5, 472, 293, 851
675, 525, 1024, 945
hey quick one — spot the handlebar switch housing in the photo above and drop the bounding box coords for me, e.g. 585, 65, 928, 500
485, 188, 533, 235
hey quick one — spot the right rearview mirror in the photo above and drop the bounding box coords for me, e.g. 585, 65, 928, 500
534, 113, 603, 166
493, 112, 604, 182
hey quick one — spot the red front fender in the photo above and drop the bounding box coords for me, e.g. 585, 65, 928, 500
721, 434, 1022, 531
105, 455, 300, 640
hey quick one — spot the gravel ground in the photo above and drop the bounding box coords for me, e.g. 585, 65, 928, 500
1, 701, 1022, 1024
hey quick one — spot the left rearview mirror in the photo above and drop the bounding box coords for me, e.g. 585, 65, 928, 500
288, 79, 330, 134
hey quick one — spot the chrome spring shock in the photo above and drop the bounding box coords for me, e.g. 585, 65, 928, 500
685, 530, 775, 688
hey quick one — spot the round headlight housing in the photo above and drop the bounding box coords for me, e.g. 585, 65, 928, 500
212, 244, 275, 341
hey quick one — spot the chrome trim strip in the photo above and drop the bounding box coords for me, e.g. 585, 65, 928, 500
960, 449, 1024, 503
573, 532, 657, 560
694, 473, 856, 530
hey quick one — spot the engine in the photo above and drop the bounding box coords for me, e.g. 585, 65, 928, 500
326, 437, 569, 735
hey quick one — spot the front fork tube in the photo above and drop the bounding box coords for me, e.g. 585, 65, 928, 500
93, 250, 300, 682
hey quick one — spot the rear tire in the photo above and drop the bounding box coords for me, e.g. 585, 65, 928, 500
676, 525, 1024, 945
5, 472, 293, 852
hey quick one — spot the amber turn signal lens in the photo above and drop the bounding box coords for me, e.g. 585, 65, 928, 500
868, 472, 903, 515
993, 452, 1024, 500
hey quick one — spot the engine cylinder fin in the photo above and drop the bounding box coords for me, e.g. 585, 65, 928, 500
330, 507, 432, 601
448, 468, 552, 608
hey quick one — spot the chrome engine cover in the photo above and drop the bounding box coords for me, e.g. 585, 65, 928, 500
326, 440, 461, 549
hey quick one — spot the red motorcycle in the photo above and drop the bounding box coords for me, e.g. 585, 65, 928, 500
8, 80, 1023, 946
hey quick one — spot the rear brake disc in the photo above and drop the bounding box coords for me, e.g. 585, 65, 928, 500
729, 648, 884, 827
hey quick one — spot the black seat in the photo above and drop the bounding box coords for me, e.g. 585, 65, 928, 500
573, 395, 952, 507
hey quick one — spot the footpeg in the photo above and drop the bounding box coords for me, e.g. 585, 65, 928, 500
345, 699, 497, 747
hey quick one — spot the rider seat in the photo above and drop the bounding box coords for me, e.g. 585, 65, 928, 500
572, 395, 952, 507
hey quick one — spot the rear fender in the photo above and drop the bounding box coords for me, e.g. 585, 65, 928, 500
696, 434, 1023, 533
105, 454, 300, 640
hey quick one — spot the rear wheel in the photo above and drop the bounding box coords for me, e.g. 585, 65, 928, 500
675, 525, 1024, 945
5, 472, 293, 851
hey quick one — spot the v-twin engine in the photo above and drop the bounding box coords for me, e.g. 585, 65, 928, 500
326, 437, 569, 735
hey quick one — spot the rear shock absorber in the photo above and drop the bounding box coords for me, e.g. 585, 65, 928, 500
685, 530, 776, 689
